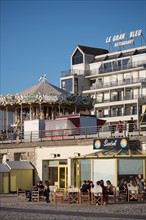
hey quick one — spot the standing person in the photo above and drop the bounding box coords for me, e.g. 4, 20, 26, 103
128, 117, 134, 132
43, 180, 50, 203
118, 120, 123, 133
100, 179, 107, 204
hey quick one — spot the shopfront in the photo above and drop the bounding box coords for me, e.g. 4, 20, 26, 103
39, 137, 145, 190
72, 137, 146, 187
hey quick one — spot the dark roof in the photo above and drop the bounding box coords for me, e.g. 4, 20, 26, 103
5, 161, 34, 170
0, 163, 10, 172
17, 80, 69, 96
77, 45, 108, 56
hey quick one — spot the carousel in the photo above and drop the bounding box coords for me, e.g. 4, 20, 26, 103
0, 75, 94, 134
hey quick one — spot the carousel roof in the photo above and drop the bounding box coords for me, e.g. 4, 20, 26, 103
0, 76, 94, 107
18, 79, 69, 96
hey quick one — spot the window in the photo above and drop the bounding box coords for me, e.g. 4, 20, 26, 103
132, 106, 137, 115
104, 62, 112, 72
125, 106, 131, 115
121, 58, 129, 69
74, 78, 78, 94
79, 159, 91, 186
61, 79, 73, 93
117, 107, 122, 116
72, 50, 83, 65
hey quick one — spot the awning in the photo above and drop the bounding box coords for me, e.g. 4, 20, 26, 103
5, 161, 34, 170
71, 147, 146, 159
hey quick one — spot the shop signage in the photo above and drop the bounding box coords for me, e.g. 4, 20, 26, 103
93, 137, 129, 149
106, 29, 142, 47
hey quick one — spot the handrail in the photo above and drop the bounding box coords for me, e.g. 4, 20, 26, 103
0, 122, 146, 144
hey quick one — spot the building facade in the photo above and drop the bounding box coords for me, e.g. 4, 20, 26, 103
60, 45, 146, 129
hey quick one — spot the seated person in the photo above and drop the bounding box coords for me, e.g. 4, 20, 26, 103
118, 179, 128, 201
80, 180, 88, 192
106, 180, 114, 195
119, 179, 128, 191
93, 180, 102, 196
27, 180, 44, 202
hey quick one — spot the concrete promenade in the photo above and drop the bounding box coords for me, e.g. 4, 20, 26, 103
0, 194, 146, 220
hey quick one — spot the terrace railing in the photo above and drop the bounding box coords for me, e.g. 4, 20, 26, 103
0, 122, 146, 144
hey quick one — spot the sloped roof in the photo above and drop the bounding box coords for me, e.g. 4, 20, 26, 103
0, 163, 10, 172
5, 161, 34, 170
77, 45, 108, 56
17, 80, 69, 96
72, 148, 146, 159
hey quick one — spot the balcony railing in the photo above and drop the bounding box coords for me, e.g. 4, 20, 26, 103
61, 60, 146, 78
85, 60, 146, 76
61, 69, 86, 77
95, 94, 146, 104
0, 122, 145, 144
89, 77, 146, 91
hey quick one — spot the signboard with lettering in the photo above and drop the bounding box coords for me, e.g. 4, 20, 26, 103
93, 138, 129, 149
106, 29, 142, 48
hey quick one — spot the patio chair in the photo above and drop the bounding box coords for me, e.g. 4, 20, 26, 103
128, 186, 138, 202
17, 187, 26, 200
116, 187, 128, 202
51, 189, 64, 204
67, 187, 80, 204
31, 190, 44, 202
80, 190, 90, 204
90, 187, 103, 205
106, 186, 116, 204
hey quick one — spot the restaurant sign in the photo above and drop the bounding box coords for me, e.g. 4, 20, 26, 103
93, 137, 129, 149
106, 29, 142, 47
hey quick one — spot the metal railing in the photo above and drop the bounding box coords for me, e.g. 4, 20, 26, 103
85, 60, 146, 76
60, 60, 146, 78
0, 122, 146, 145
89, 77, 146, 91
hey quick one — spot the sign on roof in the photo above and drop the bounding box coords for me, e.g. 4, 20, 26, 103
106, 29, 142, 47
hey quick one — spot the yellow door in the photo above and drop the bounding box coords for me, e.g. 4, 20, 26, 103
58, 166, 68, 189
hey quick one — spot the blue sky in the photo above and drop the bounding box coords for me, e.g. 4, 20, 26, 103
1, 0, 146, 95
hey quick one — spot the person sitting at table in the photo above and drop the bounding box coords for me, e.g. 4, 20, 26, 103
27, 180, 44, 202
106, 180, 114, 195
80, 180, 90, 192
93, 180, 102, 196
119, 179, 128, 201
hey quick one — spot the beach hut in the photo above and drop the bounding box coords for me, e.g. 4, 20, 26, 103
5, 161, 34, 192
0, 163, 10, 193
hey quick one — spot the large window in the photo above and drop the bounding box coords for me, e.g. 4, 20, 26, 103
61, 79, 73, 93
79, 159, 91, 186
118, 159, 143, 183
72, 50, 83, 65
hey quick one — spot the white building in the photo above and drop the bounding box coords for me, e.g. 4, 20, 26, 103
60, 45, 146, 129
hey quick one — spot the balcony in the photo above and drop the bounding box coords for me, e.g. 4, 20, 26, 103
89, 77, 146, 91
85, 60, 146, 76
60, 69, 86, 77
95, 94, 146, 104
